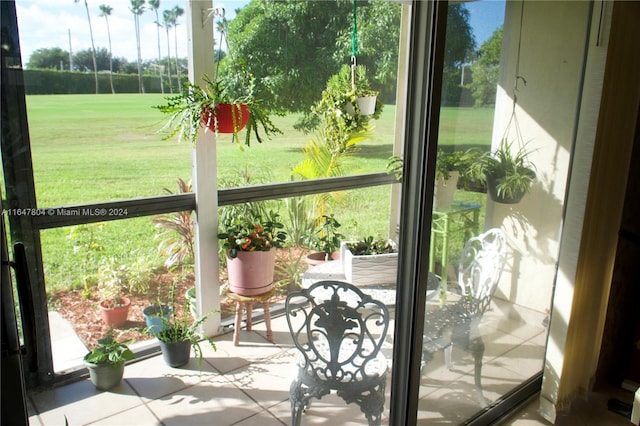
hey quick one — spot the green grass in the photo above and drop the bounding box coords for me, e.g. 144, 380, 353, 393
20, 94, 493, 292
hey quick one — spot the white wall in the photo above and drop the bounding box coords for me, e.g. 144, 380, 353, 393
488, 1, 603, 314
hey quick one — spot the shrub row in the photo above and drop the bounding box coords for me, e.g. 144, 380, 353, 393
23, 69, 186, 95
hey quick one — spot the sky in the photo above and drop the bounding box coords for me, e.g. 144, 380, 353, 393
15, 0, 505, 66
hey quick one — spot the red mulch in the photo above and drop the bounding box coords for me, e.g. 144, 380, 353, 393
49, 248, 310, 348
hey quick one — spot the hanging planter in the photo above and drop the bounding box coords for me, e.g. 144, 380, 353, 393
355, 94, 377, 116
202, 103, 250, 134
155, 27, 281, 148
433, 171, 460, 210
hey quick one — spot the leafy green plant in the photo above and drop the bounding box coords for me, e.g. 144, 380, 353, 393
150, 281, 217, 369
84, 330, 135, 367
311, 64, 383, 152
346, 236, 396, 256
66, 223, 104, 294
96, 258, 127, 308
154, 72, 282, 147
218, 212, 287, 259
274, 247, 307, 292
303, 214, 344, 259
122, 254, 154, 295
473, 139, 536, 200
152, 178, 195, 271
283, 196, 315, 247
386, 155, 404, 181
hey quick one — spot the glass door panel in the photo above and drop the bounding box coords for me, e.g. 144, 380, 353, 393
416, 0, 594, 422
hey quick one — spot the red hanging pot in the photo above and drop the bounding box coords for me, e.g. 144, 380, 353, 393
202, 104, 249, 134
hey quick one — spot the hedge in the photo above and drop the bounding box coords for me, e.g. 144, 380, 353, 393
23, 69, 185, 95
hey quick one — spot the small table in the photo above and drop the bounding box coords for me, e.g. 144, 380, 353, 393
430, 202, 482, 276
227, 288, 276, 346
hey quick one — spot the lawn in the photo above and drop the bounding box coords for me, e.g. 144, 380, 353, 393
20, 94, 494, 292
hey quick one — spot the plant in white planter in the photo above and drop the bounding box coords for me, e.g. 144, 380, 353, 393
341, 237, 398, 286
434, 149, 479, 210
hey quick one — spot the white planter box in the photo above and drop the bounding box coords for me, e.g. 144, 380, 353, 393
341, 240, 398, 286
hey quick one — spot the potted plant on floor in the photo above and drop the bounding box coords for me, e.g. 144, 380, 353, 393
154, 69, 282, 147
218, 211, 287, 296
341, 236, 399, 286
151, 283, 217, 368
473, 139, 536, 204
96, 259, 130, 328
303, 214, 344, 265
84, 330, 135, 390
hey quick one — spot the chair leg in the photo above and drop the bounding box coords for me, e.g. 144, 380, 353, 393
337, 378, 386, 426
444, 344, 453, 370
469, 337, 487, 407
289, 379, 305, 426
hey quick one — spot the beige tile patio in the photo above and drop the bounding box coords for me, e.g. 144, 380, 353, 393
125, 351, 222, 401
145, 378, 266, 426
30, 378, 143, 426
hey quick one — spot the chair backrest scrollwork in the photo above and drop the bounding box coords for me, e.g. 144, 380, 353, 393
285, 281, 390, 389
456, 228, 507, 318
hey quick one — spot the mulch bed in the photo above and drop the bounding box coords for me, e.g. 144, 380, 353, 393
49, 248, 309, 348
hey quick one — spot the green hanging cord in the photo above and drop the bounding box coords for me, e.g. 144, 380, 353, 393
351, 0, 358, 90
351, 0, 358, 58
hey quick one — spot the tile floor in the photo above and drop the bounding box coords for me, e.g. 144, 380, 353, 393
27, 303, 634, 426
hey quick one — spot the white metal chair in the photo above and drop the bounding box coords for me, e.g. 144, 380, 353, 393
285, 280, 390, 426
422, 228, 507, 406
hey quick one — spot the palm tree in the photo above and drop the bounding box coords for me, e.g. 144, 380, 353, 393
170, 5, 184, 92
75, 0, 99, 94
98, 4, 115, 94
129, 0, 146, 93
162, 9, 173, 93
148, 0, 164, 94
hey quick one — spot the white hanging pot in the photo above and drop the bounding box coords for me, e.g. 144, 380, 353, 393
356, 95, 377, 116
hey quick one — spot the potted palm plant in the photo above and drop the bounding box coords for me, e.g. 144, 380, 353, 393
154, 69, 281, 147
341, 236, 398, 285
84, 330, 135, 390
474, 139, 536, 204
218, 211, 287, 296
303, 214, 344, 265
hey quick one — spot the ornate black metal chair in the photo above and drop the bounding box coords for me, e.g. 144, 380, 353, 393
422, 228, 507, 406
285, 280, 390, 426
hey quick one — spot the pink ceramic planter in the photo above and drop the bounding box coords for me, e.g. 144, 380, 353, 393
226, 249, 276, 296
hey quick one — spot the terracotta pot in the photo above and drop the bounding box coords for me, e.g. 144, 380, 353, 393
98, 297, 130, 328
304, 251, 340, 266
202, 103, 249, 134
226, 249, 275, 296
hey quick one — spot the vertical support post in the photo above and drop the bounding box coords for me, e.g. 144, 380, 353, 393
187, 0, 220, 336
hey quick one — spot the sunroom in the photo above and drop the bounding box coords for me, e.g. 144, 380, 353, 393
2, 0, 640, 425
